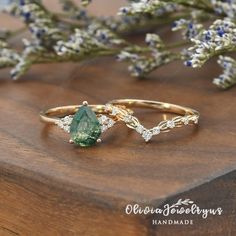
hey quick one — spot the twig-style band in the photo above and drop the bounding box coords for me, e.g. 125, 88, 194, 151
108, 99, 200, 142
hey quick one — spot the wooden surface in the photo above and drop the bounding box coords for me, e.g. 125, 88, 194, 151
0, 1, 236, 235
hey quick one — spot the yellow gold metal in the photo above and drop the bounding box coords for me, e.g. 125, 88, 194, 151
40, 99, 199, 144
69, 139, 74, 144
108, 99, 200, 137
109, 99, 199, 116
40, 104, 133, 125
82, 101, 88, 106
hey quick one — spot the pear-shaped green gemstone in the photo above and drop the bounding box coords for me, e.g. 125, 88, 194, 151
70, 105, 101, 147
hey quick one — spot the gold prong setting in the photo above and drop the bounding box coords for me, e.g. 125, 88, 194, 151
82, 100, 88, 106
69, 139, 74, 144
97, 138, 102, 143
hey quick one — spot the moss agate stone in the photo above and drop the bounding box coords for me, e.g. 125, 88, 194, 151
70, 105, 101, 147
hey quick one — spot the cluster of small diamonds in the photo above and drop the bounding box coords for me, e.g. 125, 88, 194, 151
55, 115, 73, 133
122, 114, 199, 142
104, 104, 121, 116
97, 115, 116, 133
135, 124, 161, 142
182, 115, 199, 125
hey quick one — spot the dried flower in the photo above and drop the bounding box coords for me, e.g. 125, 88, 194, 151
0, 40, 20, 69
213, 56, 236, 89
117, 34, 179, 77
59, 0, 89, 21
185, 19, 236, 68
1, 0, 236, 89
10, 59, 32, 80
54, 26, 119, 57
145, 33, 164, 49
119, 0, 177, 16
172, 19, 203, 40
211, 0, 236, 19
81, 0, 92, 6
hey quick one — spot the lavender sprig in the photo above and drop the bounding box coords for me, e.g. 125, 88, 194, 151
55, 23, 124, 57
0, 40, 20, 69
59, 0, 89, 21
119, 0, 178, 16
213, 56, 236, 89
172, 19, 203, 40
1, 0, 236, 90
117, 34, 180, 77
211, 0, 236, 19
22, 1, 62, 47
185, 19, 236, 68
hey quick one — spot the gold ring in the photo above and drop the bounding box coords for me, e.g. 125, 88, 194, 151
40, 101, 133, 147
108, 99, 200, 142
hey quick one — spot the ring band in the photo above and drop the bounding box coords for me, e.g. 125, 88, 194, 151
40, 99, 200, 146
40, 101, 133, 147
108, 99, 200, 142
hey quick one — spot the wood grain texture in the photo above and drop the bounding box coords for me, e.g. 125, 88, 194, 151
0, 1, 236, 235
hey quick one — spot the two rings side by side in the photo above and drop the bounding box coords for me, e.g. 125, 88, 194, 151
40, 99, 200, 147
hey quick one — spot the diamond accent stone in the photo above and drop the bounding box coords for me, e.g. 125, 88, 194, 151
142, 130, 152, 142
104, 104, 112, 112
167, 120, 175, 128
193, 116, 199, 124
99, 115, 108, 124
182, 116, 189, 125
101, 125, 108, 133
55, 115, 73, 133
124, 115, 132, 123
111, 107, 120, 116
107, 119, 116, 128
152, 126, 160, 135
135, 125, 144, 134
98, 115, 116, 133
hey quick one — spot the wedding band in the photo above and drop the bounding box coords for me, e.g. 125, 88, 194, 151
40, 101, 133, 147
40, 99, 199, 146
108, 99, 200, 142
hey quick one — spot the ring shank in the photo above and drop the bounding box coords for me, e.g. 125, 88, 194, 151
109, 99, 199, 116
